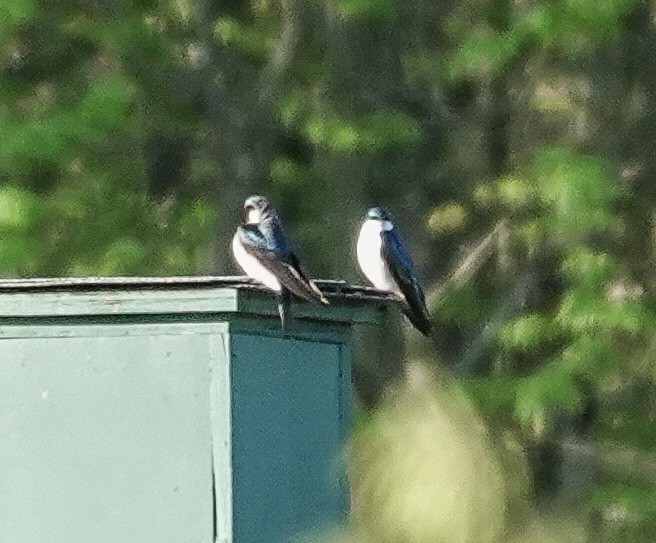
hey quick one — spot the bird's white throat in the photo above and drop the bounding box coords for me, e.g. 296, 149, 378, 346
246, 208, 261, 224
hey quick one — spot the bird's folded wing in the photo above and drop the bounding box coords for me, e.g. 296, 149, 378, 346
238, 226, 328, 304
382, 229, 432, 335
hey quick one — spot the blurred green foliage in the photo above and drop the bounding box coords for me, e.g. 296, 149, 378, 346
3, 0, 656, 540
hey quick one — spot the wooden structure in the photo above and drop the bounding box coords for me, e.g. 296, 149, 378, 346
0, 277, 390, 543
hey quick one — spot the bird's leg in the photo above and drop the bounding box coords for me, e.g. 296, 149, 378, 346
278, 288, 292, 334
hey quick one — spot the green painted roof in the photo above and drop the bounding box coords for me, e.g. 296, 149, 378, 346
0, 277, 393, 324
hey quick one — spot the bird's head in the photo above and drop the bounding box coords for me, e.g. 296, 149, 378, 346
243, 195, 273, 224
365, 207, 395, 231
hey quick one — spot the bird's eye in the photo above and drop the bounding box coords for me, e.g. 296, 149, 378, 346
382, 220, 394, 231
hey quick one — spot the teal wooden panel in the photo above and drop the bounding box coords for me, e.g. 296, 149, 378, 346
230, 333, 348, 543
0, 324, 218, 543
209, 332, 235, 543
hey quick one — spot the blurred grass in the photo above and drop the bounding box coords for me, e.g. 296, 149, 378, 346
350, 367, 506, 543
310, 363, 589, 543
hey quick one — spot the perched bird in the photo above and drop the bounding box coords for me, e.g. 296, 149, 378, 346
356, 207, 432, 336
232, 195, 328, 330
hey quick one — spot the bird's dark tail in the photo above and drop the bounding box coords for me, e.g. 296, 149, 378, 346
401, 301, 432, 337
278, 288, 292, 332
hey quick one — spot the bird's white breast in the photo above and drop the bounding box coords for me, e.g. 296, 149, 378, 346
356, 219, 400, 295
232, 233, 282, 292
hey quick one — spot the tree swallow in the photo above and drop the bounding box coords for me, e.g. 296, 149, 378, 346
232, 195, 328, 330
356, 207, 432, 336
